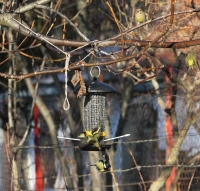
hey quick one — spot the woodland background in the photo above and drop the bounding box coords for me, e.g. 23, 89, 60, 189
0, 0, 200, 191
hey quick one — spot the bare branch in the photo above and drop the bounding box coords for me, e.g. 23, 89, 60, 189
0, 62, 164, 80
0, 9, 199, 53
35, 4, 90, 42
14, 0, 52, 13
126, 145, 146, 191
111, 8, 200, 40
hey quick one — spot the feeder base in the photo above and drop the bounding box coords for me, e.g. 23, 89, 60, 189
79, 144, 111, 151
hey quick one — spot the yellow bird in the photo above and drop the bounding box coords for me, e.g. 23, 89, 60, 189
185, 52, 197, 70
91, 126, 102, 150
95, 160, 110, 172
78, 126, 102, 150
89, 159, 111, 172
135, 9, 146, 24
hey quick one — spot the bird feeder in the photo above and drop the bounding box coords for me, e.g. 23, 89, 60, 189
74, 67, 116, 151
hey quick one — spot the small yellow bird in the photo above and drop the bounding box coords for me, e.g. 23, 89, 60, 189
185, 52, 197, 70
135, 8, 146, 24
95, 160, 110, 172
91, 126, 102, 150
78, 126, 102, 150
88, 151, 111, 172
89, 159, 111, 172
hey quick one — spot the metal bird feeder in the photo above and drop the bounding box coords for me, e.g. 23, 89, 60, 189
74, 67, 116, 151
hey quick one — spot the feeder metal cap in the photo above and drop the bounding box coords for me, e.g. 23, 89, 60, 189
74, 77, 116, 94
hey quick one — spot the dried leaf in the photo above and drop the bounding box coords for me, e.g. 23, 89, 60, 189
77, 71, 86, 97
71, 70, 80, 87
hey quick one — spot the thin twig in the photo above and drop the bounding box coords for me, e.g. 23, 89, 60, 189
125, 144, 146, 191
35, 4, 90, 42
187, 167, 196, 191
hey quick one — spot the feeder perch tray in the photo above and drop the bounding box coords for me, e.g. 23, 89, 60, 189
79, 144, 112, 151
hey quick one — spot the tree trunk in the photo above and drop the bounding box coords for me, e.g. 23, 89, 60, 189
116, 95, 158, 191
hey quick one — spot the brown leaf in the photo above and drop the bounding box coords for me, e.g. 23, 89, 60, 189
77, 71, 86, 97
71, 70, 80, 87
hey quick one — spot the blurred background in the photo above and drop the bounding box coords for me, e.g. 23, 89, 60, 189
0, 0, 200, 191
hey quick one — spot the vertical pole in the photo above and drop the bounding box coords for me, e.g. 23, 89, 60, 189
165, 65, 176, 191
34, 104, 44, 191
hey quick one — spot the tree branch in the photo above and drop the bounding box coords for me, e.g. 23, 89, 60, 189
14, 0, 52, 13
0, 8, 199, 52
0, 63, 164, 80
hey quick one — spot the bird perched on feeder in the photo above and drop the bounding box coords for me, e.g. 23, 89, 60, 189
78, 126, 102, 150
135, 8, 146, 24
91, 126, 102, 150
94, 159, 111, 172
185, 52, 197, 70
88, 151, 111, 172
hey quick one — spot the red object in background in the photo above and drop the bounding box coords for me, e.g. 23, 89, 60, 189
99, 73, 104, 82
34, 104, 44, 191
165, 66, 176, 191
